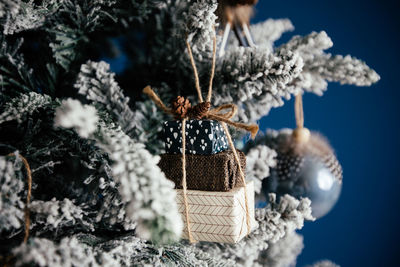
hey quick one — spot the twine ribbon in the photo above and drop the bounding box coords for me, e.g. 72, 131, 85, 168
293, 93, 311, 144
143, 32, 258, 243
1, 153, 32, 267
295, 94, 304, 129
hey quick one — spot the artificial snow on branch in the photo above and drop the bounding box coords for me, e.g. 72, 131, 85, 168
213, 46, 304, 122
0, 37, 37, 95
12, 236, 115, 267
1, 0, 61, 35
75, 61, 136, 136
250, 19, 294, 52
30, 198, 95, 234
307, 54, 380, 86
53, 96, 182, 243
0, 155, 25, 234
259, 231, 304, 267
185, 0, 218, 52
0, 92, 53, 124
279, 31, 380, 95
0, 0, 20, 18
246, 144, 277, 193
54, 98, 99, 138
94, 122, 183, 244
195, 193, 314, 266
0, 1, 380, 265
132, 100, 166, 154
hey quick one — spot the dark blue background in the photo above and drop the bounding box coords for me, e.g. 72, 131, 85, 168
253, 0, 400, 266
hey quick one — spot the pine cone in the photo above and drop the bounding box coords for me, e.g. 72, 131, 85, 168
171, 96, 191, 119
188, 102, 211, 119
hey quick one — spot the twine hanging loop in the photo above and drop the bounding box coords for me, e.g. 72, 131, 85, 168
293, 93, 311, 144
143, 30, 258, 242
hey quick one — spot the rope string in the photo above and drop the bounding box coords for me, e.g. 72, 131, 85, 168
144, 29, 258, 241
206, 33, 217, 103
221, 123, 251, 234
143, 86, 259, 139
186, 40, 203, 103
181, 119, 195, 243
295, 94, 304, 129
7, 153, 32, 244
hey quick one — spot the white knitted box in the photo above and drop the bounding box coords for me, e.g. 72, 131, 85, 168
176, 181, 257, 243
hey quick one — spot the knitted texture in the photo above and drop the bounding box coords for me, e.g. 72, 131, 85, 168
159, 150, 246, 191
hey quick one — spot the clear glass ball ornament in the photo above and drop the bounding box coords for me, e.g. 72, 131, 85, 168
262, 155, 342, 219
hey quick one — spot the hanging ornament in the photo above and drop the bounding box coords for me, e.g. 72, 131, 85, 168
262, 94, 343, 219
216, 0, 258, 57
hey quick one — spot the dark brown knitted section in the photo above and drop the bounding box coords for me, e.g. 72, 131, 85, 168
158, 150, 246, 192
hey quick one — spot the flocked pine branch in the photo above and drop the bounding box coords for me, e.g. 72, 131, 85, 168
0, 92, 181, 246
75, 60, 166, 153
1, 0, 62, 35
0, 0, 20, 18
47, 0, 116, 70
246, 144, 277, 193
133, 99, 166, 154
0, 1, 380, 265
75, 61, 136, 135
250, 19, 294, 52
0, 94, 136, 236
258, 231, 304, 267
0, 92, 53, 124
12, 236, 114, 267
0, 155, 25, 235
307, 54, 380, 87
279, 31, 380, 95
93, 121, 183, 244
185, 0, 218, 52
0, 37, 37, 96
54, 98, 183, 244
194, 193, 314, 266
10, 232, 236, 266
54, 98, 99, 138
7, 193, 313, 266
213, 47, 304, 122
29, 198, 95, 235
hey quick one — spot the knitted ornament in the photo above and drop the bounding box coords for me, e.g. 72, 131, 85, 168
262, 95, 343, 219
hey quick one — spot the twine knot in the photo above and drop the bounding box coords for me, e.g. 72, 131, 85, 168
187, 102, 211, 119
143, 32, 258, 243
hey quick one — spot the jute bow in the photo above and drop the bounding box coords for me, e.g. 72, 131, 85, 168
142, 88, 258, 140
143, 32, 258, 243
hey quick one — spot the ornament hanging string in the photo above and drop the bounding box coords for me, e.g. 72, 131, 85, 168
143, 31, 258, 242
180, 118, 195, 242
293, 93, 310, 144
295, 94, 304, 129
184, 34, 253, 237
